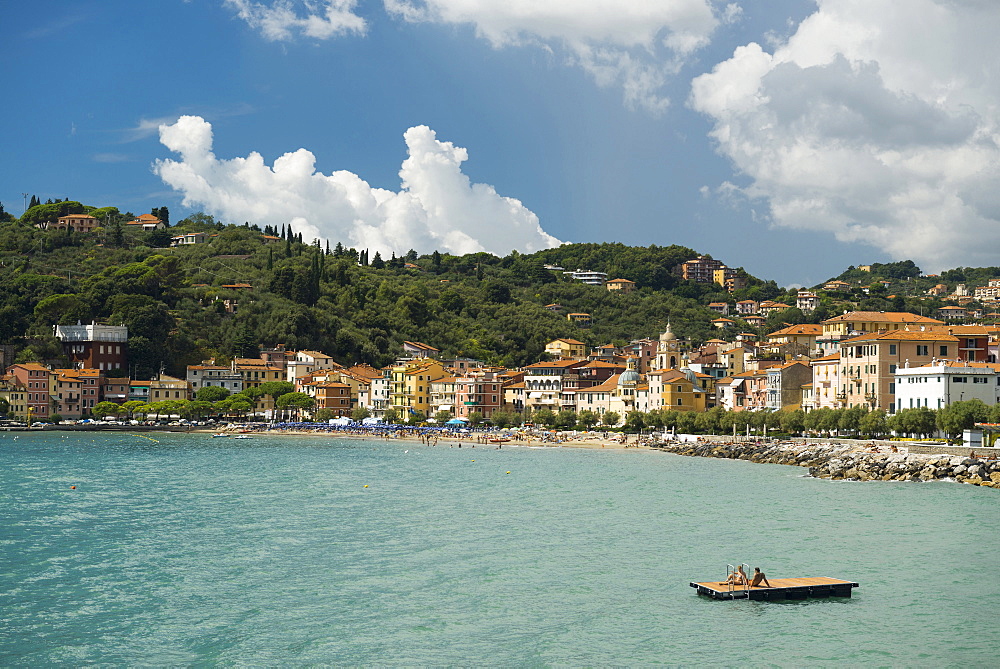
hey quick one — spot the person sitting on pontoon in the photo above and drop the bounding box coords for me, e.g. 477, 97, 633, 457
749, 567, 772, 588
722, 565, 747, 585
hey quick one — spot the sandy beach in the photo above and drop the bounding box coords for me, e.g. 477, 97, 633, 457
192, 426, 651, 451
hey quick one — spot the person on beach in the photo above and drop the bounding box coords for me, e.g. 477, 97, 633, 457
722, 565, 747, 586
749, 567, 771, 588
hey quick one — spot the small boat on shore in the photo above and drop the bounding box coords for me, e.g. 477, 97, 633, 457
212, 433, 228, 438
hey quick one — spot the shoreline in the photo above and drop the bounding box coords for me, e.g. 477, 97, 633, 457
192, 426, 649, 452
652, 438, 1000, 488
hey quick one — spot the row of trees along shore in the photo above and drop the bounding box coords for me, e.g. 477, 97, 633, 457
487, 400, 1000, 441
78, 392, 1000, 444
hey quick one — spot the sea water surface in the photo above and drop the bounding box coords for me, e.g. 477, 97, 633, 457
1, 431, 997, 665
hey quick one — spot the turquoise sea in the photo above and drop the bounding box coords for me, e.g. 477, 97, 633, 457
1, 431, 998, 666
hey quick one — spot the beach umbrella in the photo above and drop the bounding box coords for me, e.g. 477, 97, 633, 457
446, 418, 468, 425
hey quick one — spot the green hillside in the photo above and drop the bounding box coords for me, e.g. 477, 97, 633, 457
1, 202, 996, 379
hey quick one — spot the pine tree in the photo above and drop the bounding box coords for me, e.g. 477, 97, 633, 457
371, 251, 384, 269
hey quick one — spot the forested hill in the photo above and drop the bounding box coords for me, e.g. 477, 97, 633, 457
0, 207, 788, 378
1, 205, 984, 380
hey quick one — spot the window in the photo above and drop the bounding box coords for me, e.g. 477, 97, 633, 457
677, 398, 683, 406
889, 344, 897, 355
889, 383, 894, 393
889, 364, 896, 373
917, 345, 929, 356
940, 345, 948, 356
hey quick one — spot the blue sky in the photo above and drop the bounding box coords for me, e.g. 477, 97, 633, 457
3, 0, 998, 287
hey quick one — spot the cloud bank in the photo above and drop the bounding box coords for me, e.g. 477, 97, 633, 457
153, 116, 562, 257
690, 0, 1000, 272
225, 1, 730, 114
224, 0, 366, 40
385, 0, 726, 114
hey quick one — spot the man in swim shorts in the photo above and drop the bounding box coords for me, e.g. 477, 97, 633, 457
749, 567, 771, 588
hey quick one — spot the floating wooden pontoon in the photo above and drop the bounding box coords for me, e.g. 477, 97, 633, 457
691, 577, 859, 601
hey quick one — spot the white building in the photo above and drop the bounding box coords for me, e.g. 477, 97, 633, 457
562, 269, 608, 285
894, 362, 1000, 411
286, 350, 339, 385
186, 364, 245, 393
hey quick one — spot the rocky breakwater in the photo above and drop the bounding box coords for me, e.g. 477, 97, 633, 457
655, 439, 1000, 488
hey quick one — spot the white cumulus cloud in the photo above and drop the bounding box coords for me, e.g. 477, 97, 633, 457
225, 0, 366, 40
690, 0, 1000, 272
384, 0, 723, 114
153, 116, 561, 257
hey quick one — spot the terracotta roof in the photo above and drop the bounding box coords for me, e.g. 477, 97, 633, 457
11, 362, 49, 372
297, 350, 333, 359
347, 364, 383, 379
403, 341, 439, 351
841, 331, 959, 344
524, 359, 586, 369
583, 375, 620, 393
768, 324, 823, 337
823, 311, 943, 325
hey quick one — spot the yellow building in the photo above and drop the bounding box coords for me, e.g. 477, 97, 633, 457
655, 369, 709, 412
232, 361, 285, 415
544, 338, 587, 359
821, 311, 943, 339
390, 359, 446, 417
605, 278, 636, 294
0, 376, 27, 420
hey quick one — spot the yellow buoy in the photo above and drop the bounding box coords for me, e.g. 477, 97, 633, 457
363, 484, 369, 488
506, 471, 510, 474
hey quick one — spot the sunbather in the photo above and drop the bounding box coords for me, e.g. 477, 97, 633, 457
749, 567, 771, 588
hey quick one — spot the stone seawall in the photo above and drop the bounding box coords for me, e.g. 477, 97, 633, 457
653, 439, 1000, 488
